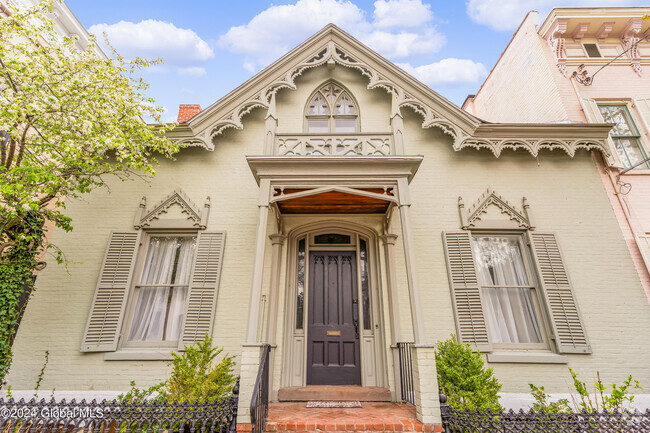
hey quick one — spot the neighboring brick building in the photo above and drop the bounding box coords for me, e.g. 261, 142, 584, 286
5, 22, 650, 429
464, 8, 650, 302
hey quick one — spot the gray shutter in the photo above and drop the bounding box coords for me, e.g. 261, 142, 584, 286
81, 231, 141, 352
528, 232, 591, 354
178, 231, 226, 349
442, 232, 491, 351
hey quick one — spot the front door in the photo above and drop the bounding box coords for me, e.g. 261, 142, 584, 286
307, 251, 361, 385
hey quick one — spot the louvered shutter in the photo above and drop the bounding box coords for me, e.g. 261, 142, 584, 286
528, 232, 591, 354
442, 232, 491, 351
81, 231, 141, 352
178, 231, 226, 349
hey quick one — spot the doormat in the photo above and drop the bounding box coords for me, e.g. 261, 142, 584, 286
306, 401, 362, 408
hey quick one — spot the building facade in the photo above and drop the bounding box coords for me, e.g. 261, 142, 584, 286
464, 8, 650, 302
6, 25, 650, 427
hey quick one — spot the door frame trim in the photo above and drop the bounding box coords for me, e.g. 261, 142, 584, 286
281, 220, 386, 388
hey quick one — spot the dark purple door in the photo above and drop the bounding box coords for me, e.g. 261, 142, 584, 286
307, 251, 361, 385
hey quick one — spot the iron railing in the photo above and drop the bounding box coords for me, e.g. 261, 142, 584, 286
0, 385, 239, 433
249, 344, 271, 433
397, 342, 415, 406
440, 395, 650, 432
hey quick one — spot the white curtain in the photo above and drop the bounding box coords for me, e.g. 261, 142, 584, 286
129, 236, 196, 341
473, 236, 542, 344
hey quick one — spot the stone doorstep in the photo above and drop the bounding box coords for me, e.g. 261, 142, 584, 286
278, 386, 392, 402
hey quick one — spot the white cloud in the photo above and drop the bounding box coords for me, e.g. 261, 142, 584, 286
364, 29, 445, 58
218, 0, 445, 71
89, 20, 214, 64
398, 58, 488, 87
467, 0, 649, 31
373, 0, 432, 29
178, 67, 207, 76
218, 0, 367, 68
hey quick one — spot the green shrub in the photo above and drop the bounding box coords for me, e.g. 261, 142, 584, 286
435, 334, 502, 412
119, 335, 237, 404
529, 383, 571, 413
529, 368, 643, 413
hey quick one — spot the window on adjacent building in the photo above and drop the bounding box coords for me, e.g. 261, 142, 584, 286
472, 235, 545, 348
583, 43, 601, 58
598, 105, 649, 169
305, 82, 359, 133
126, 235, 197, 345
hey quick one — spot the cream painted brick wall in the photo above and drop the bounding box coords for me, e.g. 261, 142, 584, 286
402, 109, 650, 393
7, 61, 650, 400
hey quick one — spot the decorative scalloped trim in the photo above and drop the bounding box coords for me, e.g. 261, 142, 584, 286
455, 137, 613, 163
137, 190, 202, 229
206, 41, 456, 142
461, 188, 530, 229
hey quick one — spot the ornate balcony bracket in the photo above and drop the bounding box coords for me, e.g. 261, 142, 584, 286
547, 19, 568, 76
622, 18, 643, 76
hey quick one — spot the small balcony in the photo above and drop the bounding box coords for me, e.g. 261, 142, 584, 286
275, 133, 394, 156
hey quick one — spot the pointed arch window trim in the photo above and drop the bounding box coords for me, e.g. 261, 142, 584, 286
305, 81, 360, 133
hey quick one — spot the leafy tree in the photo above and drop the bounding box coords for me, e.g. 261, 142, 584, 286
0, 0, 179, 383
436, 334, 503, 412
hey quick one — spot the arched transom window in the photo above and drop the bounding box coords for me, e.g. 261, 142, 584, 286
305, 82, 359, 133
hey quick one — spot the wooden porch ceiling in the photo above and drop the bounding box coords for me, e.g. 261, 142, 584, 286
276, 188, 392, 214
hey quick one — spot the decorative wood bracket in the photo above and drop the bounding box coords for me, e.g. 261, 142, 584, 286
622, 18, 643, 76
572, 23, 589, 42
459, 188, 534, 230
134, 190, 211, 230
547, 20, 568, 76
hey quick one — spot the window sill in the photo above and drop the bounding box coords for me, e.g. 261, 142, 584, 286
486, 351, 568, 364
618, 169, 650, 176
104, 350, 174, 361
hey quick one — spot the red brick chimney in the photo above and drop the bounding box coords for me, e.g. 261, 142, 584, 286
177, 104, 202, 123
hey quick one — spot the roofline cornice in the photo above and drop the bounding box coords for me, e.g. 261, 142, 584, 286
539, 7, 650, 37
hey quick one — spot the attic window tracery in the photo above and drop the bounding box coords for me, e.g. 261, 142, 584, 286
305, 82, 359, 133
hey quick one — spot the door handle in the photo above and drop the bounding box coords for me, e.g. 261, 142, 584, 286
353, 320, 359, 339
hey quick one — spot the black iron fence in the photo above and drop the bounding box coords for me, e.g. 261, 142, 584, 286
397, 342, 415, 406
440, 395, 650, 433
0, 386, 239, 433
249, 344, 270, 433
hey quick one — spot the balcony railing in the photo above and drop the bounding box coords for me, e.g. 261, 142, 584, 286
275, 133, 394, 156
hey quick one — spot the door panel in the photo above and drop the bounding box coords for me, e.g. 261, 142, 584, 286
307, 251, 361, 385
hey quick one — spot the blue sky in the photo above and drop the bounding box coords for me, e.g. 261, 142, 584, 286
65, 0, 647, 122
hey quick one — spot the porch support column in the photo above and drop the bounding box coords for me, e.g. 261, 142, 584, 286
411, 344, 441, 425
396, 178, 425, 344
381, 233, 403, 400
265, 233, 286, 402
239, 180, 272, 424
266, 233, 287, 344
246, 179, 271, 343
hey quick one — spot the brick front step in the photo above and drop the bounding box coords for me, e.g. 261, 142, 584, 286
236, 402, 444, 433
264, 421, 443, 432
278, 386, 392, 402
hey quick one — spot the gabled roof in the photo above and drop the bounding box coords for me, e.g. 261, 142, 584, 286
182, 24, 479, 148
171, 24, 615, 165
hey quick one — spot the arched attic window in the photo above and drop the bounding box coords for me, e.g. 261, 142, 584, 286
305, 82, 359, 133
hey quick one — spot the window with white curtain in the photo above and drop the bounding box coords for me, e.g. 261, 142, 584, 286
126, 235, 197, 346
305, 82, 359, 133
472, 235, 547, 348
